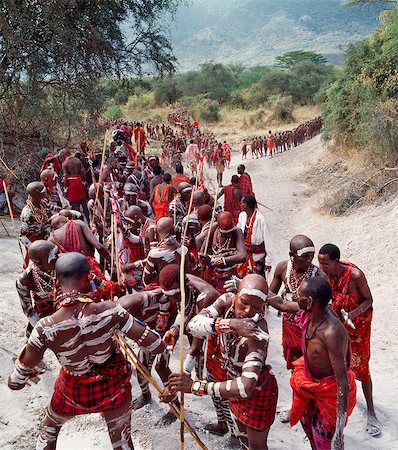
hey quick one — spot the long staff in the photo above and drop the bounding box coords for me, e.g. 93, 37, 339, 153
90, 129, 108, 228
115, 334, 208, 450
202, 182, 220, 257
3, 182, 25, 261
178, 186, 195, 450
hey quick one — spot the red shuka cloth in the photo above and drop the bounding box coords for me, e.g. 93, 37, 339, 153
50, 350, 132, 416
282, 319, 303, 370
153, 184, 170, 221
66, 175, 86, 202
290, 357, 357, 428
328, 262, 372, 382
230, 366, 278, 431
223, 184, 240, 224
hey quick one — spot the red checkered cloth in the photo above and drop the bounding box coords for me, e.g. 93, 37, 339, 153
50, 350, 132, 416
223, 184, 241, 224
239, 173, 254, 197
34, 299, 55, 318
229, 365, 278, 431
203, 266, 237, 293
206, 334, 228, 382
282, 318, 303, 370
126, 239, 145, 262
86, 256, 123, 299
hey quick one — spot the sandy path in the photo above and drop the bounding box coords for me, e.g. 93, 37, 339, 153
0, 135, 397, 449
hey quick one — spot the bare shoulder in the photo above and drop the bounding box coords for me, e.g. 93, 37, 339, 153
322, 312, 348, 343
75, 219, 87, 229
349, 265, 365, 282
275, 260, 288, 276
17, 269, 30, 286
315, 266, 328, 279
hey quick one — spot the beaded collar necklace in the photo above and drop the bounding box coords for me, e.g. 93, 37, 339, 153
31, 265, 55, 293
55, 290, 93, 309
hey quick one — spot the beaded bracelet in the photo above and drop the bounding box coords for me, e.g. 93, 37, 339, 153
192, 380, 207, 396
214, 318, 232, 334
137, 325, 151, 345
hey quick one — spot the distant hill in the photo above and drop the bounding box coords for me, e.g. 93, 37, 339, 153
159, 0, 390, 70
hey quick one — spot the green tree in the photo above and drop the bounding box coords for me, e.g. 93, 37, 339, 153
275, 50, 328, 68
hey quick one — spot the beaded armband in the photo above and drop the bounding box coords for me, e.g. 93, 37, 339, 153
192, 380, 207, 396
214, 318, 232, 334
137, 325, 151, 345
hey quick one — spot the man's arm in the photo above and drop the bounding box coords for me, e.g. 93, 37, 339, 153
143, 251, 157, 286
269, 261, 285, 294
16, 273, 40, 327
266, 291, 300, 313
349, 269, 373, 320
217, 187, 225, 199
115, 303, 164, 355
324, 324, 349, 449
79, 220, 111, 262
223, 229, 247, 266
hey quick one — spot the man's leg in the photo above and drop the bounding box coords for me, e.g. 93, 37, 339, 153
36, 405, 72, 450
103, 401, 134, 450
155, 352, 179, 425
80, 199, 90, 224
247, 426, 270, 450
132, 349, 154, 410
362, 379, 380, 436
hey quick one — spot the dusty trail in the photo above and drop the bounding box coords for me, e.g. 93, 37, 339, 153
0, 135, 397, 449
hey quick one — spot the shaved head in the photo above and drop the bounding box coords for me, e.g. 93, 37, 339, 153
51, 214, 68, 230
192, 190, 205, 208
156, 217, 174, 240
40, 169, 55, 180
28, 240, 57, 262
27, 181, 46, 197
238, 274, 268, 297
217, 211, 234, 232
177, 182, 191, 194
159, 264, 179, 289
290, 235, 314, 253
56, 252, 90, 283
125, 205, 142, 219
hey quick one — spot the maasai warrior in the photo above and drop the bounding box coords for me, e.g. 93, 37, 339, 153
62, 149, 89, 220
164, 274, 278, 450
240, 139, 248, 160
171, 163, 190, 188
194, 204, 213, 253
121, 206, 156, 291
267, 131, 276, 158
149, 164, 163, 197
168, 182, 192, 233
186, 139, 200, 176
213, 142, 226, 186
16, 241, 58, 336
20, 182, 52, 256
151, 173, 177, 221
268, 277, 357, 450
201, 211, 247, 293
268, 235, 326, 423
120, 183, 154, 219
237, 196, 273, 278
8, 252, 164, 449
222, 140, 232, 168
237, 165, 255, 198
134, 122, 147, 155
218, 175, 242, 224
142, 217, 191, 287
181, 190, 206, 261
40, 169, 64, 209
318, 244, 379, 437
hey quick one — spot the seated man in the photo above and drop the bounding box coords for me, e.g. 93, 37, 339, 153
163, 274, 278, 450
8, 252, 164, 450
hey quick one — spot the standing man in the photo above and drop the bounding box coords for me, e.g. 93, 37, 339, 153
186, 139, 200, 176
8, 252, 164, 450
134, 122, 147, 156
151, 173, 177, 221
218, 175, 242, 224
62, 149, 89, 220
276, 277, 357, 450
222, 140, 232, 168
318, 244, 379, 437
237, 165, 254, 198
213, 142, 226, 186
171, 163, 190, 188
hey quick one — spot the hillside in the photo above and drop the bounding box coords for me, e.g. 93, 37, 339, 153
162, 0, 390, 70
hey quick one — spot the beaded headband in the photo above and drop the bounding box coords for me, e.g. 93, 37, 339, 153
219, 226, 235, 234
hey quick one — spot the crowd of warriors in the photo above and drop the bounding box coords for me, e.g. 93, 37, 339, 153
5, 111, 380, 450
240, 116, 323, 160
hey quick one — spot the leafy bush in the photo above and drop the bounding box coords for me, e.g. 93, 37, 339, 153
269, 96, 295, 123
197, 99, 220, 122
105, 104, 124, 119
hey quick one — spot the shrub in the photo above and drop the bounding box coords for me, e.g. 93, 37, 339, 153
105, 104, 124, 119
197, 99, 220, 122
269, 96, 295, 123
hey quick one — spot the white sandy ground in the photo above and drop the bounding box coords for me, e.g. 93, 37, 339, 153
0, 135, 397, 449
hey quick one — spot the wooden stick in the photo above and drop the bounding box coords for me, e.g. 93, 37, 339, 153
203, 182, 220, 257
178, 186, 195, 450
0, 217, 10, 236
115, 334, 208, 450
3, 182, 25, 261
90, 129, 108, 228
113, 214, 121, 285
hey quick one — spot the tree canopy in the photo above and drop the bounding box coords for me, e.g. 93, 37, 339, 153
275, 50, 328, 68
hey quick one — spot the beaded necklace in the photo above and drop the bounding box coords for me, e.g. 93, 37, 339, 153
305, 311, 329, 340
55, 290, 93, 309
27, 198, 46, 224
212, 228, 232, 255
31, 265, 55, 293
288, 263, 316, 300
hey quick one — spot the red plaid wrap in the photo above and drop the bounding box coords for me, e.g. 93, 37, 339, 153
229, 365, 278, 431
66, 175, 86, 202
206, 334, 228, 382
223, 184, 241, 224
50, 350, 132, 416
282, 319, 303, 370
203, 266, 237, 293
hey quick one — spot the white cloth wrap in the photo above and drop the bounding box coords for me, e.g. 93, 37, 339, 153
187, 315, 214, 338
